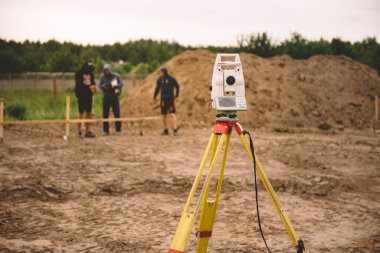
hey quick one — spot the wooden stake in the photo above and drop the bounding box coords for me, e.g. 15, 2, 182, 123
52, 73, 57, 105
132, 73, 137, 88
0, 99, 4, 142
65, 96, 70, 138
375, 95, 378, 123
139, 120, 143, 136
375, 95, 379, 134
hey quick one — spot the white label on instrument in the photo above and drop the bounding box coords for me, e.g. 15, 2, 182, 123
236, 97, 247, 109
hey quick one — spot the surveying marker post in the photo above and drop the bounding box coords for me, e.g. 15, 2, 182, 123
51, 73, 57, 105
132, 73, 137, 88
64, 96, 70, 141
375, 95, 379, 133
0, 99, 4, 142
139, 120, 144, 136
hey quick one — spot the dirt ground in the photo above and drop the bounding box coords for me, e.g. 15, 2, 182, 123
0, 124, 379, 253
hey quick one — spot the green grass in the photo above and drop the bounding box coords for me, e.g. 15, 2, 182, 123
0, 89, 126, 120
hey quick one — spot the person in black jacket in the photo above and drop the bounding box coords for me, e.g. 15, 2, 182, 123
99, 64, 123, 135
75, 60, 96, 138
153, 67, 180, 136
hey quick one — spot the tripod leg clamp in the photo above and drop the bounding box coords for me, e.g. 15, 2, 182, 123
196, 230, 213, 238
168, 249, 184, 253
297, 239, 305, 253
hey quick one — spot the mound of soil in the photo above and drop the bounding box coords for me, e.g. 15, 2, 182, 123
122, 50, 380, 129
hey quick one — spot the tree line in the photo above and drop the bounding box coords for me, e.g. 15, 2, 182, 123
209, 32, 380, 74
0, 32, 379, 75
0, 39, 185, 75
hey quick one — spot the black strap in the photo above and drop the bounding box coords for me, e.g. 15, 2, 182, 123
244, 130, 306, 253
243, 130, 272, 253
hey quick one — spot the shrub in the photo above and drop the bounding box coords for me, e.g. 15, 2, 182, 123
6, 104, 26, 120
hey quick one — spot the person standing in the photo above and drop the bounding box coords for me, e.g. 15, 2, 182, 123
75, 60, 96, 138
99, 64, 123, 135
153, 67, 180, 136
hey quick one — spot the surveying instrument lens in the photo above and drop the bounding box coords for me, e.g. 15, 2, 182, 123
226, 76, 235, 85
168, 54, 306, 253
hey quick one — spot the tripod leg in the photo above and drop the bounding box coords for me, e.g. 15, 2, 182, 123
238, 134, 305, 252
209, 135, 219, 167
184, 133, 218, 214
169, 133, 216, 252
169, 134, 227, 253
197, 134, 219, 238
198, 134, 219, 217
197, 134, 231, 253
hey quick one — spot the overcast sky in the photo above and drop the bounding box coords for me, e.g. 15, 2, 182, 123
0, 0, 379, 46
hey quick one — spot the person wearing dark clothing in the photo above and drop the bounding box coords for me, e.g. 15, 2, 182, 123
99, 64, 123, 135
75, 60, 96, 138
153, 67, 180, 136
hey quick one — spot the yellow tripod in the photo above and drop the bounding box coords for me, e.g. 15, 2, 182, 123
168, 120, 306, 253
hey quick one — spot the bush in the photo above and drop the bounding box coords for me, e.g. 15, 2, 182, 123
132, 63, 151, 75
6, 104, 26, 120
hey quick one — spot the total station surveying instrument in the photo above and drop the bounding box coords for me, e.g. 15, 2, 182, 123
168, 54, 306, 253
